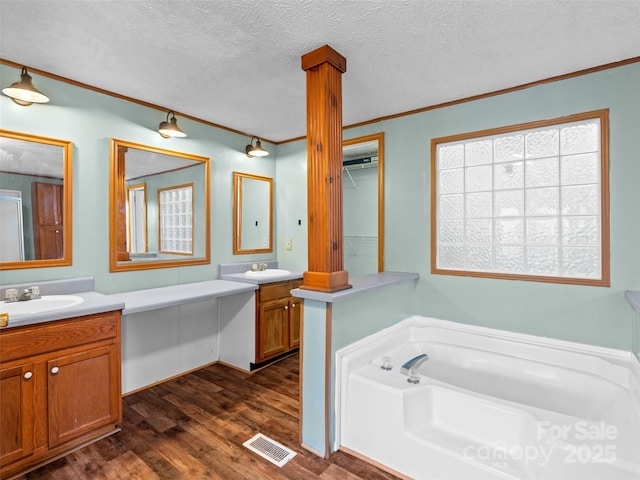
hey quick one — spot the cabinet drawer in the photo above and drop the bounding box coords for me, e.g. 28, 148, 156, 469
0, 311, 120, 363
257, 279, 303, 302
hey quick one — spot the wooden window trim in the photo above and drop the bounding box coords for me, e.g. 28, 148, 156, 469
430, 109, 610, 287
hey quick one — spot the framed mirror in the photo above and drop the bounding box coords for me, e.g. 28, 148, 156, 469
109, 139, 210, 271
342, 132, 384, 275
0, 130, 73, 270
233, 172, 273, 254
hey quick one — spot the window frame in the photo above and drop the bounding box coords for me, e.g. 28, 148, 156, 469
430, 109, 610, 286
158, 183, 194, 256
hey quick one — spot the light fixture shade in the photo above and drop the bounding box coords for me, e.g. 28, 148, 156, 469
158, 111, 187, 138
245, 136, 269, 157
2, 66, 50, 106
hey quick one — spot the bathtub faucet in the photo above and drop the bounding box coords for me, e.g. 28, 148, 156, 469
400, 353, 429, 376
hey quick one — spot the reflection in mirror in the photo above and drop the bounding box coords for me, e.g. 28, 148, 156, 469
233, 172, 273, 254
342, 132, 384, 276
127, 183, 147, 253
109, 139, 210, 271
0, 130, 72, 270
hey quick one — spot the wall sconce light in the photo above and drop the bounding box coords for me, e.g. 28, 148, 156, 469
245, 136, 269, 157
158, 111, 187, 138
2, 66, 50, 106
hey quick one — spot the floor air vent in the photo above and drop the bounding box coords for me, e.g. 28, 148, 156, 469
243, 433, 297, 467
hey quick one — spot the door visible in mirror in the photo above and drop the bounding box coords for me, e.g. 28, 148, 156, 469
0, 130, 72, 270
127, 183, 147, 254
233, 172, 273, 254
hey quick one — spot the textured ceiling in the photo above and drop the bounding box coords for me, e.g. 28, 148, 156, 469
1, 0, 639, 142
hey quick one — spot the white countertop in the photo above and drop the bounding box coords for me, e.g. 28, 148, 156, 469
1, 291, 125, 329
109, 279, 258, 315
292, 271, 419, 303
0, 277, 261, 327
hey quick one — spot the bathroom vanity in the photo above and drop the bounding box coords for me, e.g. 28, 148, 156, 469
0, 280, 124, 479
219, 262, 304, 370
254, 278, 303, 366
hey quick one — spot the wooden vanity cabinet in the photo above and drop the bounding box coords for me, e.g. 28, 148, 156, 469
0, 363, 35, 467
0, 311, 122, 479
255, 279, 302, 365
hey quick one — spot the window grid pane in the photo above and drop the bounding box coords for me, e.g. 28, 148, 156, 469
435, 116, 602, 281
159, 185, 193, 254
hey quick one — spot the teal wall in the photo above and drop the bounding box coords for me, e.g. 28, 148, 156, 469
0, 64, 277, 293
343, 166, 379, 276
2, 61, 638, 350
300, 299, 329, 455
278, 62, 640, 351
274, 139, 308, 267
634, 309, 640, 359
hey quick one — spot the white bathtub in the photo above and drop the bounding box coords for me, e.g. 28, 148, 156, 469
337, 316, 640, 480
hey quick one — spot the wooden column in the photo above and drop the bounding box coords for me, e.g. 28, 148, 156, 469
300, 45, 351, 293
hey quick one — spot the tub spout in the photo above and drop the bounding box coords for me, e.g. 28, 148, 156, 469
401, 353, 429, 376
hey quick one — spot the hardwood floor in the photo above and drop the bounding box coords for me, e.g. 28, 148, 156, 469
18, 354, 400, 480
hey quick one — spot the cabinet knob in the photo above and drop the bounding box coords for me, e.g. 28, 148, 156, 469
51, 366, 59, 375
292, 303, 296, 308
24, 371, 33, 380
284, 305, 288, 310
55, 230, 60, 234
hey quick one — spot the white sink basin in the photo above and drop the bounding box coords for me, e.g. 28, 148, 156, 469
0, 295, 84, 316
244, 269, 291, 279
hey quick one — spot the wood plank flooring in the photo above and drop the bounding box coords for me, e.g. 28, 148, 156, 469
18, 354, 400, 480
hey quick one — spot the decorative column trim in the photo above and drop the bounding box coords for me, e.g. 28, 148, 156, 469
300, 44, 351, 293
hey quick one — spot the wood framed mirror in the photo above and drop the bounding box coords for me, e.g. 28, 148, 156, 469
233, 172, 273, 254
0, 130, 73, 270
109, 139, 210, 271
342, 132, 384, 275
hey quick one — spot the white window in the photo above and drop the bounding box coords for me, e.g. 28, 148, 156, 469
431, 110, 609, 286
158, 183, 193, 255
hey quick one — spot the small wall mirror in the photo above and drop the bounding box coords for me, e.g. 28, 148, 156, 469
0, 130, 72, 270
109, 139, 210, 271
343, 132, 384, 275
233, 172, 273, 254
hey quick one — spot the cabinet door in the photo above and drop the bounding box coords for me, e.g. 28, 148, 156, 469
288, 298, 301, 349
48, 345, 120, 447
257, 299, 289, 362
0, 363, 35, 466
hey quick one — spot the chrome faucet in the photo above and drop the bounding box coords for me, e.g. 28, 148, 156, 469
18, 286, 41, 301
400, 353, 429, 376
